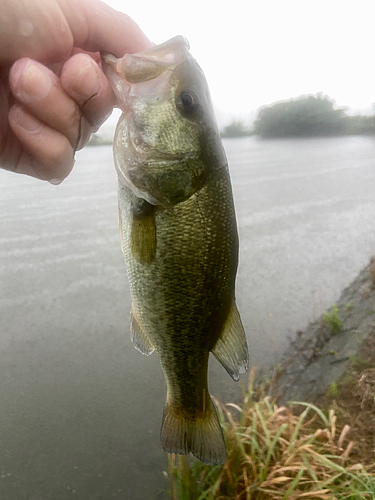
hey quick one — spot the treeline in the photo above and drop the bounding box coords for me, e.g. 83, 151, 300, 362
222, 94, 375, 138
221, 120, 253, 138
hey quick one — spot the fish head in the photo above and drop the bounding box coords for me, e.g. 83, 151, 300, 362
103, 36, 226, 206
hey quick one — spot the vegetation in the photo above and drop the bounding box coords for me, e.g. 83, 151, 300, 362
252, 94, 375, 138
253, 94, 345, 138
321, 333, 375, 466
344, 302, 354, 312
329, 381, 339, 398
344, 114, 375, 136
166, 369, 375, 499
221, 120, 253, 138
87, 133, 112, 146
323, 305, 343, 335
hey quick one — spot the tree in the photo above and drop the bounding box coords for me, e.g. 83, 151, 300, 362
254, 94, 347, 138
221, 120, 252, 138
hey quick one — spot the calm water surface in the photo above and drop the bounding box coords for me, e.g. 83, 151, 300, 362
1, 136, 375, 499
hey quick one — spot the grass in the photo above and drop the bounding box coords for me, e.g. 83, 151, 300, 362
349, 354, 375, 372
344, 302, 354, 312
329, 382, 339, 397
323, 305, 343, 335
166, 369, 375, 499
322, 336, 375, 465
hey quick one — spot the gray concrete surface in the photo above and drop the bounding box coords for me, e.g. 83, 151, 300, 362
272, 262, 375, 404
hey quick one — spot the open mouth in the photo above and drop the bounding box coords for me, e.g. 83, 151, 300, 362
102, 36, 190, 111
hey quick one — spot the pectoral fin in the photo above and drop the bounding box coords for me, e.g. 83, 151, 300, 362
212, 301, 248, 381
130, 307, 155, 356
131, 204, 156, 265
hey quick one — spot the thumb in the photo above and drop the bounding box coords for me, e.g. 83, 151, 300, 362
57, 0, 152, 57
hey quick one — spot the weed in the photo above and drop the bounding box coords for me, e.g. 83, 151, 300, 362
166, 369, 375, 499
323, 305, 343, 335
350, 354, 375, 372
330, 381, 339, 397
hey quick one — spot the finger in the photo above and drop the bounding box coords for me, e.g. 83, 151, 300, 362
8, 104, 75, 182
60, 53, 115, 131
0, 0, 72, 65
57, 0, 152, 56
1, 0, 151, 66
9, 57, 90, 148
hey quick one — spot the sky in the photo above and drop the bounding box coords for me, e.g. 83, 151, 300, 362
101, 0, 375, 128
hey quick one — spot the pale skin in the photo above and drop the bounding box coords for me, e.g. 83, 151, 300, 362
0, 0, 151, 183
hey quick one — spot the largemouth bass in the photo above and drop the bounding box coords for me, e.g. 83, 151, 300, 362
104, 36, 248, 465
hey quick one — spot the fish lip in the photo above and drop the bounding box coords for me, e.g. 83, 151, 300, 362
122, 35, 189, 64
102, 54, 132, 113
102, 36, 190, 111
102, 35, 190, 81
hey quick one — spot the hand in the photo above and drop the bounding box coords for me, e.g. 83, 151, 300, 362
0, 0, 151, 183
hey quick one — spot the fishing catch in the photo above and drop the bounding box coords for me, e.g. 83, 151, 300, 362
104, 36, 248, 465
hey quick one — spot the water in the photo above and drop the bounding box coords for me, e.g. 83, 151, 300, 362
1, 136, 375, 499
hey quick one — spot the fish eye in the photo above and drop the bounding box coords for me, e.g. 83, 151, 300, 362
181, 91, 195, 108
178, 90, 199, 115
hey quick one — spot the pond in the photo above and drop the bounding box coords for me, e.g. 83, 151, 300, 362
1, 135, 375, 499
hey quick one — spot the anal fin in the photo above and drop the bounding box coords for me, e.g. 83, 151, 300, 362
211, 301, 249, 381
130, 307, 155, 356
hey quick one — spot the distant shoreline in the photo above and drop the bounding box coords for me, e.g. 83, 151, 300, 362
87, 132, 375, 145
222, 132, 375, 139
87, 135, 113, 146
222, 94, 375, 139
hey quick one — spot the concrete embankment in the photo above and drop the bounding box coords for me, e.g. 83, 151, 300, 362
272, 261, 375, 404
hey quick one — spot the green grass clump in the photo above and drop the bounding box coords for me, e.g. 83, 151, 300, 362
166, 370, 375, 499
323, 305, 343, 335
329, 382, 339, 397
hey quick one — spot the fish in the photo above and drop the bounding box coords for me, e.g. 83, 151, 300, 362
103, 36, 248, 465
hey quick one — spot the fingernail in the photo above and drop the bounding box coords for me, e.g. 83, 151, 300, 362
11, 105, 44, 133
11, 59, 52, 102
48, 178, 63, 185
73, 55, 102, 99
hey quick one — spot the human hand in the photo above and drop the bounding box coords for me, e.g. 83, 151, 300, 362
0, 0, 151, 183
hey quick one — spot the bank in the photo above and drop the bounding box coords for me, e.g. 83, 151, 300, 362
271, 258, 375, 405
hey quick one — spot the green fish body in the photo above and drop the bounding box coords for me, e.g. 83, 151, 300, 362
104, 36, 248, 465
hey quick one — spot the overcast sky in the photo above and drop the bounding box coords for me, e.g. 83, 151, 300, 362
102, 0, 374, 127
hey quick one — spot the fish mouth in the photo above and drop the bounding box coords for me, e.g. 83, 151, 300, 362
102, 35, 190, 110
103, 36, 195, 205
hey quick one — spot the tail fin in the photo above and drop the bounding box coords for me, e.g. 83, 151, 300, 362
160, 397, 226, 465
